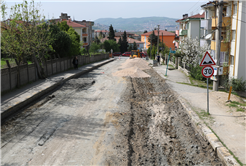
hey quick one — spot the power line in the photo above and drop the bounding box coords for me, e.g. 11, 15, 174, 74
187, 0, 202, 13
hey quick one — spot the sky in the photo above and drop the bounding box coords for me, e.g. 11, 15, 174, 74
3, 0, 208, 21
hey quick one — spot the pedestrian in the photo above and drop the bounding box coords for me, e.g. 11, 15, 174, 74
157, 55, 160, 65
73, 56, 78, 69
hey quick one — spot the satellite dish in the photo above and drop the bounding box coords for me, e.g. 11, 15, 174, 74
200, 9, 205, 15
205, 34, 212, 40
173, 40, 176, 44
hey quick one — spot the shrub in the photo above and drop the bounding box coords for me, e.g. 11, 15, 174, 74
189, 65, 206, 81
231, 77, 246, 91
81, 48, 87, 55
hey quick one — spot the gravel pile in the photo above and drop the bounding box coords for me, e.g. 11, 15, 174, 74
113, 58, 151, 78
112, 66, 150, 78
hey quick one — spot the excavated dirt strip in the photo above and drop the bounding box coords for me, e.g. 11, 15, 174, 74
105, 68, 224, 166
1, 59, 224, 166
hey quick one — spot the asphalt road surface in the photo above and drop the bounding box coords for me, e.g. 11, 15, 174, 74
1, 58, 224, 166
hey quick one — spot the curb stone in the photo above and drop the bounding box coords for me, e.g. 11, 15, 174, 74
153, 66, 240, 166
177, 94, 240, 166
1, 59, 115, 121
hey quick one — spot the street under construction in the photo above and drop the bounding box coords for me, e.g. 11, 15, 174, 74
1, 58, 224, 165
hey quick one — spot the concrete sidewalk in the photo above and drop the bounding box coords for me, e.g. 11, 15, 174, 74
150, 62, 246, 165
1, 59, 114, 120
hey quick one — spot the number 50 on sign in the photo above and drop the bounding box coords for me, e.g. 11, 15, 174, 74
202, 66, 214, 78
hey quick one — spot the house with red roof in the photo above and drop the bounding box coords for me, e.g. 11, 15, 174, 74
94, 30, 109, 38
176, 13, 204, 41
141, 30, 176, 50
62, 19, 90, 48
100, 36, 144, 51
51, 13, 94, 49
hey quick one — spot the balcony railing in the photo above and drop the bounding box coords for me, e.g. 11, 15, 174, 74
179, 29, 187, 36
211, 40, 230, 52
212, 17, 231, 27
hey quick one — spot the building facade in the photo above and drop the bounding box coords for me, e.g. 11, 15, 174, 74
141, 30, 175, 50
201, 1, 246, 82
176, 13, 205, 48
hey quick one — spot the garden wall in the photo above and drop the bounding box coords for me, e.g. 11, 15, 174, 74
1, 54, 109, 93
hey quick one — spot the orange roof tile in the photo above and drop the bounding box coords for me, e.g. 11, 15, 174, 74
63, 19, 86, 28
141, 30, 175, 36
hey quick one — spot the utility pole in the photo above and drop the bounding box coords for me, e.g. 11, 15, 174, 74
157, 25, 160, 59
150, 33, 152, 59
213, 0, 223, 91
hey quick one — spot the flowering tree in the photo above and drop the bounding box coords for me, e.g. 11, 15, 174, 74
1, 0, 50, 79
180, 37, 210, 66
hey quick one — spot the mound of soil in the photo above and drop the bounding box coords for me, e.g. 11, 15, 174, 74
112, 67, 150, 78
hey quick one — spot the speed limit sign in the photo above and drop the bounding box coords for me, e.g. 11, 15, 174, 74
202, 66, 214, 78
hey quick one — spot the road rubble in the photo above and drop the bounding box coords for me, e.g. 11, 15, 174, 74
1, 58, 224, 166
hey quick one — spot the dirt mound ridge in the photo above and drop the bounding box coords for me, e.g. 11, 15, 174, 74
120, 58, 151, 70
112, 66, 150, 78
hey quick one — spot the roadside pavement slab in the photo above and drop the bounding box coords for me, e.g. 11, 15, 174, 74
152, 65, 246, 165
1, 59, 114, 120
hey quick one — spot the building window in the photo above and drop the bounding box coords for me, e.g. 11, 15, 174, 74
83, 37, 87, 43
220, 52, 228, 66
82, 28, 87, 34
232, 30, 236, 41
211, 50, 215, 59
233, 3, 237, 16
230, 55, 234, 65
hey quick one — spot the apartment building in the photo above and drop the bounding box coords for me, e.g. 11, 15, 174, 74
74, 20, 94, 49
141, 30, 175, 50
51, 13, 94, 50
176, 13, 205, 41
201, 1, 246, 82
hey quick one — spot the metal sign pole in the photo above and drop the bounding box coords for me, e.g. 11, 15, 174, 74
207, 78, 209, 114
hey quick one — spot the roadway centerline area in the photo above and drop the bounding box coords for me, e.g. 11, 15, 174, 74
1, 57, 223, 165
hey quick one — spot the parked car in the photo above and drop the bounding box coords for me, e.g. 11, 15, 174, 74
140, 52, 147, 58
122, 52, 131, 57
112, 52, 122, 56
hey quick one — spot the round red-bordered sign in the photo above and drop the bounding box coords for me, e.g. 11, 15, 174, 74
202, 66, 214, 78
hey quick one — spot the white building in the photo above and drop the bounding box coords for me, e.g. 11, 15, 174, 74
201, 1, 246, 82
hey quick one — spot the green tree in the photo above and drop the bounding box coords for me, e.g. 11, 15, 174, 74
118, 37, 123, 53
151, 45, 157, 59
108, 24, 115, 40
81, 48, 87, 55
128, 44, 133, 51
49, 23, 71, 58
121, 31, 128, 52
89, 42, 100, 53
57, 21, 70, 31
133, 41, 138, 50
103, 40, 120, 52
1, 0, 50, 79
148, 30, 158, 46
98, 31, 105, 39
94, 36, 100, 44
67, 27, 81, 56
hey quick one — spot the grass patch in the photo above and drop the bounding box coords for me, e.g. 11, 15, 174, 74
236, 108, 245, 112
227, 101, 246, 112
177, 82, 213, 90
207, 126, 243, 166
227, 103, 239, 108
196, 109, 215, 124
1, 58, 32, 69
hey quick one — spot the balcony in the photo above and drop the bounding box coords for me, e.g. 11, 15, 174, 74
211, 40, 230, 52
212, 17, 231, 28
179, 29, 187, 36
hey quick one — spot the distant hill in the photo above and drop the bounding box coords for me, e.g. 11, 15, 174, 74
93, 17, 179, 32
